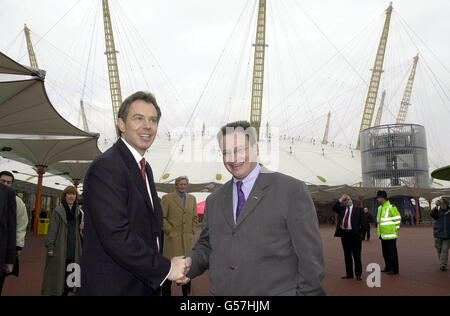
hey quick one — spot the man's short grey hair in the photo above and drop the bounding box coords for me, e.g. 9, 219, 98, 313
175, 176, 189, 185
217, 121, 258, 148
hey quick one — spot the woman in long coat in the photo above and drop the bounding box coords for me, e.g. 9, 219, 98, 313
41, 186, 82, 296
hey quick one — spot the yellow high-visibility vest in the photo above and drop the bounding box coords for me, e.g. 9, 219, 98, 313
377, 201, 401, 240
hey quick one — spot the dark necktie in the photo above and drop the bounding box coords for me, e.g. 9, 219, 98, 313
343, 207, 350, 229
236, 181, 246, 221
140, 158, 159, 253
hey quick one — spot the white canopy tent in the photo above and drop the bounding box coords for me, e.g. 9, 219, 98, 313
0, 51, 102, 234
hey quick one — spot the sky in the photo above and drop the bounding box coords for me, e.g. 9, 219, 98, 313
1, 0, 450, 170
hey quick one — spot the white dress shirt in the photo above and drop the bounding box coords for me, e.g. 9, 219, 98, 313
340, 204, 353, 230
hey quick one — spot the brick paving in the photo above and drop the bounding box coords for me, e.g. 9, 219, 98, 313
2, 225, 449, 296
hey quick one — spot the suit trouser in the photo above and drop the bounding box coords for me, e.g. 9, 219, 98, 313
161, 279, 191, 296
341, 231, 362, 277
381, 239, 399, 273
435, 238, 449, 268
362, 225, 371, 240
0, 270, 5, 296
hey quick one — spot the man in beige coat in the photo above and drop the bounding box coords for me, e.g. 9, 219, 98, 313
161, 176, 198, 296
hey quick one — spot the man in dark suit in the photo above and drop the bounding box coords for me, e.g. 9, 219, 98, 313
79, 91, 186, 296
362, 207, 373, 241
0, 183, 16, 295
333, 194, 366, 281
178, 121, 325, 296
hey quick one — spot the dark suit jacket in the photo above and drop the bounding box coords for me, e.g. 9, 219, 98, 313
188, 168, 326, 296
0, 183, 16, 269
79, 138, 171, 296
333, 201, 366, 239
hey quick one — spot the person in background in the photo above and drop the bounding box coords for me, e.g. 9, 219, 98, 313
333, 194, 366, 281
161, 176, 198, 296
0, 182, 16, 295
362, 207, 373, 241
430, 198, 450, 271
0, 171, 28, 284
41, 186, 82, 296
376, 190, 401, 275
39, 209, 48, 219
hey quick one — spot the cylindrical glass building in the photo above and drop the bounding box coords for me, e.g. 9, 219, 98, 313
360, 124, 429, 188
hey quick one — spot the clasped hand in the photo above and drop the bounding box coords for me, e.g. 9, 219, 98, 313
168, 256, 192, 285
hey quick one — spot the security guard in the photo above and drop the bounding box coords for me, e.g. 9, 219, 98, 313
376, 190, 401, 275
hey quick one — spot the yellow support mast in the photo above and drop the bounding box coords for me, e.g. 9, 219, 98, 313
102, 0, 123, 139
23, 24, 39, 69
79, 99, 90, 132
250, 0, 268, 141
322, 111, 331, 145
357, 3, 393, 149
396, 54, 419, 124
374, 90, 386, 126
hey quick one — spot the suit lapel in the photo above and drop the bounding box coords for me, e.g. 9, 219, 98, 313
351, 206, 359, 229
220, 181, 236, 229
173, 192, 185, 209
235, 172, 269, 228
145, 162, 163, 231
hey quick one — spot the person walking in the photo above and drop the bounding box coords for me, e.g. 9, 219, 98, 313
161, 176, 198, 296
333, 194, 366, 281
376, 190, 401, 275
430, 198, 450, 271
41, 186, 82, 296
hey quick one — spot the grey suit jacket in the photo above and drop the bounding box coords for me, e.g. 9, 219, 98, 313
188, 168, 326, 296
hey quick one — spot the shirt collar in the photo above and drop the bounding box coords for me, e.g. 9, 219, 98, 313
121, 137, 145, 165
233, 163, 261, 185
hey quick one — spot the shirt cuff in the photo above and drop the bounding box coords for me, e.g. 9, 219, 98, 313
160, 262, 172, 286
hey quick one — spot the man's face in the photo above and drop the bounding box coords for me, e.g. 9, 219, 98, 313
376, 197, 386, 205
176, 180, 188, 194
118, 99, 159, 156
0, 175, 13, 187
342, 196, 353, 207
221, 132, 258, 180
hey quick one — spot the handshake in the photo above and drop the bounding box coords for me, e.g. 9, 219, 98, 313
167, 256, 192, 285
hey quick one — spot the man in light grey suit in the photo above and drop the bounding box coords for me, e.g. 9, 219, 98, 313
178, 121, 325, 296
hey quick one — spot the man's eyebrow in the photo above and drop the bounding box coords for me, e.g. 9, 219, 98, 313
131, 114, 157, 118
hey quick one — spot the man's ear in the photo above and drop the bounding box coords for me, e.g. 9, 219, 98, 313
117, 117, 126, 134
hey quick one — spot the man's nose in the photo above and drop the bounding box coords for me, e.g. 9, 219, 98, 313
143, 120, 152, 129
